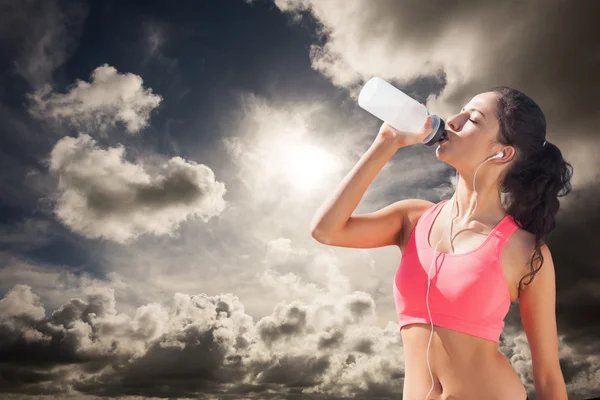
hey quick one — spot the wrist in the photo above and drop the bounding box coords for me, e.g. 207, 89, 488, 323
373, 135, 405, 151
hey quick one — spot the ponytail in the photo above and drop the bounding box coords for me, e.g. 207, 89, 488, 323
490, 86, 574, 298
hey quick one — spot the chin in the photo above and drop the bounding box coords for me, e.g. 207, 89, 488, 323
435, 143, 455, 166
435, 142, 448, 158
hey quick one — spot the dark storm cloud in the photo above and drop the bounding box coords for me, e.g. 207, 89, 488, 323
0, 0, 89, 90
548, 182, 600, 347
275, 0, 600, 134
0, 284, 409, 399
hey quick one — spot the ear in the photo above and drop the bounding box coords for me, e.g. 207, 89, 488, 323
502, 146, 516, 162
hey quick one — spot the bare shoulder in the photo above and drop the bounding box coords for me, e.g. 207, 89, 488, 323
502, 224, 538, 299
398, 198, 436, 224
508, 226, 537, 264
395, 198, 436, 248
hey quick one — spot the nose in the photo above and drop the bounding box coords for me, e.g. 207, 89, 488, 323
446, 112, 467, 132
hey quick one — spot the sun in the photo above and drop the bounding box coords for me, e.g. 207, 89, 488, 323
277, 143, 338, 190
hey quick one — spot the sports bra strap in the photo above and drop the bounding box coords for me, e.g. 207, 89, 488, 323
422, 199, 446, 223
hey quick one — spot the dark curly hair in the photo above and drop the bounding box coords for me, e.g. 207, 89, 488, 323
488, 86, 573, 299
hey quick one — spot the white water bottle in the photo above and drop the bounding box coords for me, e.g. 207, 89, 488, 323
358, 77, 446, 146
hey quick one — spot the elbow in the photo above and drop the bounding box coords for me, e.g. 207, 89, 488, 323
310, 225, 329, 244
309, 218, 321, 237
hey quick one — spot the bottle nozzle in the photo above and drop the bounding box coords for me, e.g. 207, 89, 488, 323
421, 115, 446, 146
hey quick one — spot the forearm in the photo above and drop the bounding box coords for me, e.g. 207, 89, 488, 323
309, 136, 401, 236
534, 376, 568, 400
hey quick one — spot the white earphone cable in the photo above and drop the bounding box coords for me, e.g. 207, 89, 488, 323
423, 151, 501, 399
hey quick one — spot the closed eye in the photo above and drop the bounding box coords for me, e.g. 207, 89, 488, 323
469, 118, 478, 124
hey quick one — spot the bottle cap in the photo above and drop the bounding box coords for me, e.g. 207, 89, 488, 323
421, 114, 446, 146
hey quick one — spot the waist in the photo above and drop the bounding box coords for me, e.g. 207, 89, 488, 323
401, 324, 526, 399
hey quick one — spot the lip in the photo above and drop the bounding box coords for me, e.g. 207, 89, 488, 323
439, 131, 453, 144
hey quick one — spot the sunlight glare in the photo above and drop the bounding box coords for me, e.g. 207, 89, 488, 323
280, 143, 337, 190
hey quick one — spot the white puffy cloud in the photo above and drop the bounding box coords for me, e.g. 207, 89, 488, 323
47, 133, 227, 243
0, 284, 46, 321
28, 64, 162, 134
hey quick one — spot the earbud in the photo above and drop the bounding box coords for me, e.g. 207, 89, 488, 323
487, 150, 504, 160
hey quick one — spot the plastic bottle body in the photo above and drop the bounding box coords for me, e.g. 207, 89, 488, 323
358, 77, 446, 146
358, 77, 428, 133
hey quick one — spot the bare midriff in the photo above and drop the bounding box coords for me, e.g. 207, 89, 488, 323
400, 324, 527, 399
396, 203, 532, 400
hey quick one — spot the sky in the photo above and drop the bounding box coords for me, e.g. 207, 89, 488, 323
0, 0, 599, 399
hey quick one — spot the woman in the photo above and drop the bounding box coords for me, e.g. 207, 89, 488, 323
310, 87, 572, 400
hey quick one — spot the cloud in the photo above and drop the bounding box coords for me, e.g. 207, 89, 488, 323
0, 284, 46, 321
141, 20, 179, 70
0, 282, 404, 398
0, 0, 89, 89
271, 0, 600, 183
0, 218, 53, 251
46, 133, 227, 243
1, 279, 597, 398
259, 238, 351, 299
28, 64, 163, 134
0, 254, 130, 316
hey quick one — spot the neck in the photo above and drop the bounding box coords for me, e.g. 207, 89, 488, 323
452, 170, 505, 225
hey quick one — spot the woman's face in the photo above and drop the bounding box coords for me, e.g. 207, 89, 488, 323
436, 91, 504, 170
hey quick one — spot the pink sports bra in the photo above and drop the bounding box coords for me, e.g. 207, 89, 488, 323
393, 199, 520, 343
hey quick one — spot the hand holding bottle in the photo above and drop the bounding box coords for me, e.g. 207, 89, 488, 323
358, 77, 446, 147
376, 113, 434, 148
